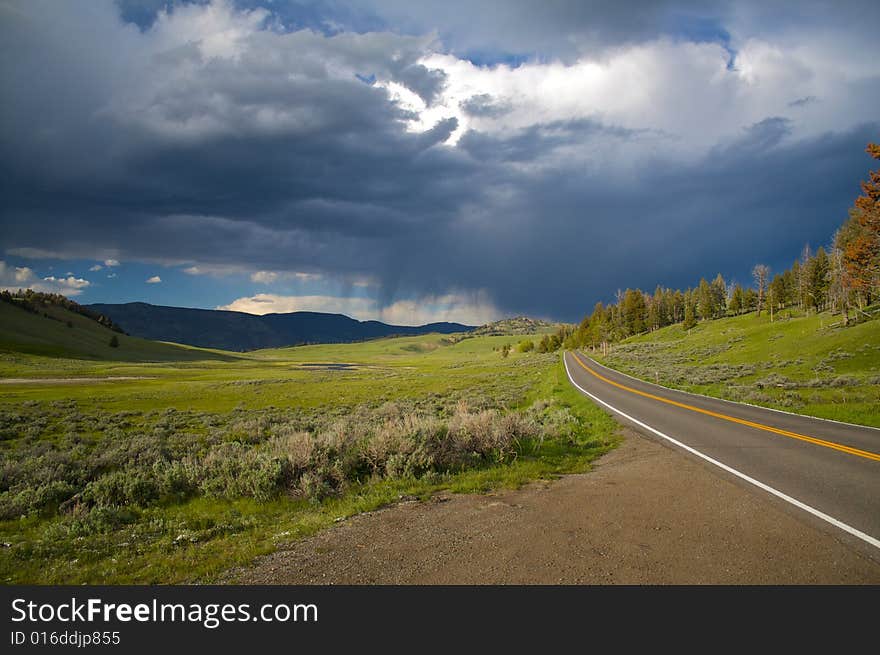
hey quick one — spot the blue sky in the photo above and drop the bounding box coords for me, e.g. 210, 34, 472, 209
1, 0, 878, 324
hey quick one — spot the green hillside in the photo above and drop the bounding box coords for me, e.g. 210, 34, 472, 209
0, 298, 236, 364
594, 309, 880, 427
469, 316, 557, 336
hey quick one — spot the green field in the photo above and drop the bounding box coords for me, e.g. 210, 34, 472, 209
0, 302, 618, 584
594, 308, 880, 427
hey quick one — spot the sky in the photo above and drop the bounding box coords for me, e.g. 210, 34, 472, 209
1, 0, 878, 325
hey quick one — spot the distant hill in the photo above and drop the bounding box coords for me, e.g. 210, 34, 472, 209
85, 302, 474, 351
470, 316, 557, 336
0, 292, 232, 361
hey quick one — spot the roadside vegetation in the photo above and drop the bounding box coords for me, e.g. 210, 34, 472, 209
595, 308, 880, 427
0, 303, 617, 584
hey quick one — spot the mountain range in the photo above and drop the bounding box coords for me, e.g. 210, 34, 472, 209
86, 302, 473, 351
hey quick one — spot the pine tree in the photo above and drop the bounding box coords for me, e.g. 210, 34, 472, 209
711, 273, 727, 318
729, 284, 744, 315
682, 297, 697, 330
621, 289, 647, 335
672, 289, 684, 323
809, 246, 830, 311
769, 274, 786, 315
744, 287, 758, 312
697, 278, 713, 321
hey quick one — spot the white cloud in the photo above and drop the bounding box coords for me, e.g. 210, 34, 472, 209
107, 273, 117, 279
407, 33, 880, 153
246, 270, 322, 284
43, 275, 90, 290
89, 264, 103, 271
218, 294, 372, 317
146, 275, 162, 284
15, 269, 31, 284
104, 259, 120, 267
217, 291, 499, 325
0, 261, 91, 296
381, 295, 499, 326
183, 262, 274, 277
293, 272, 323, 282
250, 270, 279, 284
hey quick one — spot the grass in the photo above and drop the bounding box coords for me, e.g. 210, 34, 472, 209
0, 299, 235, 363
0, 302, 617, 584
593, 308, 880, 427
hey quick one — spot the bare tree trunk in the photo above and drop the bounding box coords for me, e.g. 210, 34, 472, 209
753, 264, 770, 317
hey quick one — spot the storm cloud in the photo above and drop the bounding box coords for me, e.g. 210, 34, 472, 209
1, 0, 879, 321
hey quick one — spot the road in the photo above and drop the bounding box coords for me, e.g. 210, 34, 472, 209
564, 351, 880, 553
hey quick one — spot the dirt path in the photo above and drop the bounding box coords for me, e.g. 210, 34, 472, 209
0, 376, 155, 385
231, 429, 880, 584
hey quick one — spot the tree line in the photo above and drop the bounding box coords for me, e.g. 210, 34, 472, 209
537, 142, 880, 354
0, 289, 125, 334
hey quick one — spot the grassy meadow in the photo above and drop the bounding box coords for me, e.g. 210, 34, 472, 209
594, 308, 880, 427
0, 303, 618, 584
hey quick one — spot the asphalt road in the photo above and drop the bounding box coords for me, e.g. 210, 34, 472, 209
564, 351, 880, 552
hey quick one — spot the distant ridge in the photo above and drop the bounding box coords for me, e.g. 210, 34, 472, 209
86, 302, 473, 351
470, 316, 557, 336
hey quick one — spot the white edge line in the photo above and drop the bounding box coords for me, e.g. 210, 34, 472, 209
563, 352, 880, 551
579, 350, 880, 433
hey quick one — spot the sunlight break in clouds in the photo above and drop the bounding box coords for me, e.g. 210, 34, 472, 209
218, 292, 500, 326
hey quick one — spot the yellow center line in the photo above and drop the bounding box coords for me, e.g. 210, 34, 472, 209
570, 351, 880, 463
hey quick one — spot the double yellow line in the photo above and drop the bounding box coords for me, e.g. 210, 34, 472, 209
570, 352, 880, 463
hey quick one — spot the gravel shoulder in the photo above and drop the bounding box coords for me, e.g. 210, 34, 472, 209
231, 428, 880, 584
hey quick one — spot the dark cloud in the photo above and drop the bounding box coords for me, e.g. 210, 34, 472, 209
460, 94, 511, 118
2, 0, 879, 322
727, 117, 793, 155
458, 119, 642, 163
403, 120, 877, 319
788, 96, 817, 108
387, 62, 447, 105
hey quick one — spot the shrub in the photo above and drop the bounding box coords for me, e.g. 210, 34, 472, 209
82, 470, 160, 508
64, 506, 140, 538
0, 395, 592, 516
154, 460, 197, 501
266, 430, 314, 472
197, 444, 292, 502
0, 481, 79, 519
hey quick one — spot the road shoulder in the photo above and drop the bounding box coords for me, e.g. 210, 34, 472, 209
229, 429, 880, 584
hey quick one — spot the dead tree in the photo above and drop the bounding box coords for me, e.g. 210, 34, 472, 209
752, 264, 770, 317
